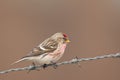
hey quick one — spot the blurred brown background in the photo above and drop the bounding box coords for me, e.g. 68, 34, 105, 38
0, 0, 120, 80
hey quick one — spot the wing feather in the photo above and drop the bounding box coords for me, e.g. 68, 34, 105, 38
22, 39, 58, 58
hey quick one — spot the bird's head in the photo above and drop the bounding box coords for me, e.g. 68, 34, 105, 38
51, 32, 70, 43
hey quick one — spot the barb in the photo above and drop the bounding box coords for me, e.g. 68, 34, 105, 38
0, 53, 120, 74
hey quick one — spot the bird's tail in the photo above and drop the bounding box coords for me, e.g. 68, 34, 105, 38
11, 57, 28, 65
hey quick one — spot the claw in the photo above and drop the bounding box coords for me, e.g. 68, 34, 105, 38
51, 61, 58, 69
75, 56, 81, 68
43, 64, 47, 69
27, 62, 40, 73
53, 63, 58, 69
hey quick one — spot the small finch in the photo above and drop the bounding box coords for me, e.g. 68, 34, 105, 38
12, 32, 70, 67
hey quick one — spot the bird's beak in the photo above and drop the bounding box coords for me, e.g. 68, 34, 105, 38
65, 39, 70, 43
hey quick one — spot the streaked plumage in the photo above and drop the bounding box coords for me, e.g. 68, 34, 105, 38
12, 32, 70, 65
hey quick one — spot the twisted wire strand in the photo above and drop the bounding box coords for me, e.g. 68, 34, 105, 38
0, 53, 120, 74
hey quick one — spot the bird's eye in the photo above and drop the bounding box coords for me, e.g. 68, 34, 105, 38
63, 37, 67, 41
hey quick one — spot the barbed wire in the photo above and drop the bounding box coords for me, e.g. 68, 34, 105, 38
0, 53, 120, 74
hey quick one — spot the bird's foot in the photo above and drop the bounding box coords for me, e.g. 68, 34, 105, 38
42, 64, 48, 69
75, 56, 81, 68
51, 61, 58, 69
27, 62, 40, 73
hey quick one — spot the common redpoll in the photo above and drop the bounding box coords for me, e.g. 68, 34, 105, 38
12, 32, 70, 67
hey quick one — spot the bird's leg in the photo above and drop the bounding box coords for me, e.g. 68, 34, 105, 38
43, 64, 47, 69
27, 62, 40, 73
32, 62, 36, 66
75, 56, 81, 68
27, 62, 36, 73
32, 62, 40, 71
50, 61, 58, 69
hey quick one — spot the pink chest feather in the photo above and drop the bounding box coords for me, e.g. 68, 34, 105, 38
60, 44, 67, 53
49, 44, 67, 57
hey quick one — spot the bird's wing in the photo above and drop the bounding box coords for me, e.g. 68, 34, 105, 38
41, 38, 58, 50
22, 39, 58, 58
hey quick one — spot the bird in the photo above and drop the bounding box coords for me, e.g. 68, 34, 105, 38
12, 32, 70, 68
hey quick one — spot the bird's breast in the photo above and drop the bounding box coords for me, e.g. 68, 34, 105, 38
32, 44, 67, 64
46, 43, 67, 62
